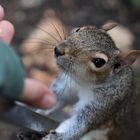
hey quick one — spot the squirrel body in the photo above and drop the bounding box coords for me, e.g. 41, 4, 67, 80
42, 24, 140, 140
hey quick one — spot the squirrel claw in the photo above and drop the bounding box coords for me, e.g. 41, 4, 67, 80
42, 132, 62, 140
50, 130, 56, 134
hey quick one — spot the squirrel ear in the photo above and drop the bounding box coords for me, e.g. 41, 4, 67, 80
102, 21, 118, 31
122, 50, 140, 65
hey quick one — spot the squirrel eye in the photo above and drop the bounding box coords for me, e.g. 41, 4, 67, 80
70, 27, 80, 34
75, 28, 80, 32
92, 58, 106, 68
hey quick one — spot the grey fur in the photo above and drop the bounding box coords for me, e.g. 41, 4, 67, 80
42, 26, 136, 140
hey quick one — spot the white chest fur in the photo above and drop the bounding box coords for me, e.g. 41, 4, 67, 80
80, 128, 110, 140
76, 86, 98, 111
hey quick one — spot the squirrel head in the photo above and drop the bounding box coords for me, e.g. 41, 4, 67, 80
54, 22, 140, 85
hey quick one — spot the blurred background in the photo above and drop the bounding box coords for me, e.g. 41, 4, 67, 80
1, 0, 140, 47
0, 0, 140, 140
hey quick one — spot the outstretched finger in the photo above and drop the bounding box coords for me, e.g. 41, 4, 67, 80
21, 78, 56, 109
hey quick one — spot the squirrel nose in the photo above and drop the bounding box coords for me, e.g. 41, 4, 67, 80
54, 47, 65, 57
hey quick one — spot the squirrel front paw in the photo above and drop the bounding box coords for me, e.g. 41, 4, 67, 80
42, 130, 63, 140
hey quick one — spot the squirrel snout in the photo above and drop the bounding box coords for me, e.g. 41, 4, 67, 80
54, 47, 65, 57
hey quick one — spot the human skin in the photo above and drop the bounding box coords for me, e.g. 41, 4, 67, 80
0, 5, 56, 109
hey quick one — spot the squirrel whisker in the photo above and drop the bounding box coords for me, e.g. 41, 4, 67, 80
49, 22, 63, 41
37, 25, 60, 43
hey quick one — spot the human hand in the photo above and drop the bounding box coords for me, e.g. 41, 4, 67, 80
0, 5, 56, 109
0, 5, 15, 43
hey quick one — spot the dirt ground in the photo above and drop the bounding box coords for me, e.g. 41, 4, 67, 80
0, 0, 140, 140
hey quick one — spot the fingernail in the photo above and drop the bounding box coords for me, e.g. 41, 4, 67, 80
0, 21, 15, 43
0, 5, 4, 20
41, 95, 56, 109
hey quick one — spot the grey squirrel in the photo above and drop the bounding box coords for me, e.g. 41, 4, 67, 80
41, 22, 140, 140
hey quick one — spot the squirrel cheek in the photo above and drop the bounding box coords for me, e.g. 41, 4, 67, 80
88, 69, 109, 83
89, 70, 110, 83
